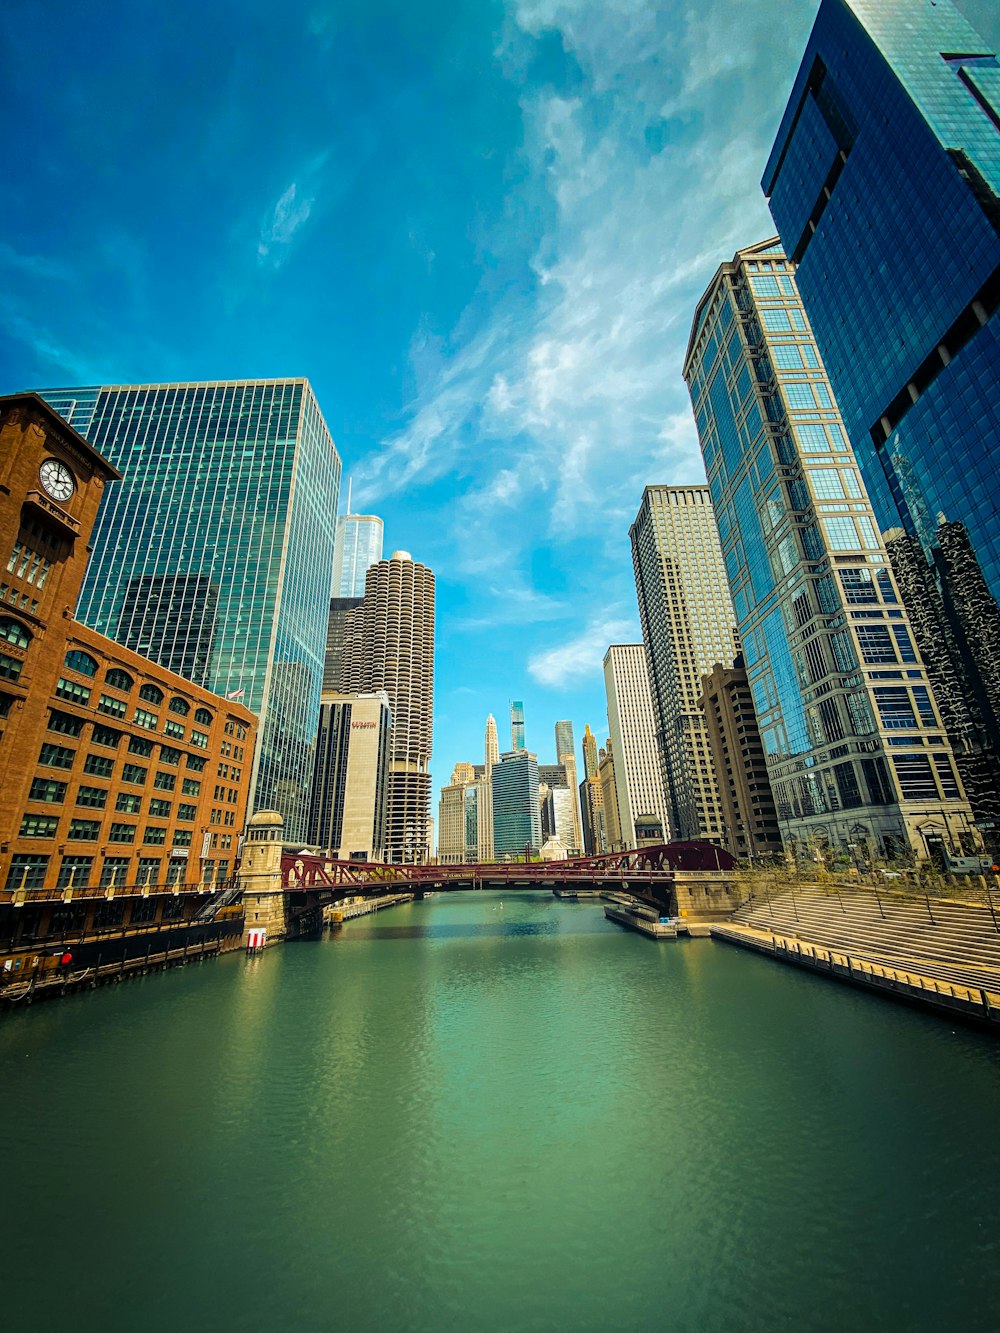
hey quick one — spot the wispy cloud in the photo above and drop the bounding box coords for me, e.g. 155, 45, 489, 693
528, 611, 638, 688
256, 151, 331, 268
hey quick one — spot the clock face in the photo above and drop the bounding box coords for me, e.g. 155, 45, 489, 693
39, 458, 75, 503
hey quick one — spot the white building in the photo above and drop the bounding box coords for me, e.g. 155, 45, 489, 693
603, 645, 670, 847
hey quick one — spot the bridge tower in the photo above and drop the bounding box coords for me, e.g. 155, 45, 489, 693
239, 810, 287, 948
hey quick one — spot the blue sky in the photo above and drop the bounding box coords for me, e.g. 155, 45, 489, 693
2, 0, 998, 821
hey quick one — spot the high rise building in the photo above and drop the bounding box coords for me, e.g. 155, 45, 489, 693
579, 776, 605, 855
553, 720, 583, 856
331, 508, 384, 598
699, 655, 783, 862
39, 379, 340, 841
510, 699, 526, 752
491, 750, 541, 857
682, 238, 977, 862
603, 644, 670, 849
597, 739, 622, 851
762, 0, 1000, 602
485, 714, 499, 770
306, 691, 391, 860
438, 764, 475, 864
340, 551, 435, 862
630, 486, 738, 843
323, 597, 364, 692
581, 724, 599, 780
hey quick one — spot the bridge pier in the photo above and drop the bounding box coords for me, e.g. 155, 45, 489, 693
239, 811, 288, 948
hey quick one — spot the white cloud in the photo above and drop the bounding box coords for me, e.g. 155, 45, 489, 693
257, 183, 314, 265
528, 612, 638, 687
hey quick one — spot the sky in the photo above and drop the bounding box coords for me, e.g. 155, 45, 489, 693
2, 0, 998, 826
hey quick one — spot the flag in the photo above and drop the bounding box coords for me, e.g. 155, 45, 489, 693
227, 688, 245, 701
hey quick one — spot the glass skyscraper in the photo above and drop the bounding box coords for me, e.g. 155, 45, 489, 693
331, 512, 383, 597
683, 239, 977, 863
763, 0, 1000, 601
39, 379, 341, 841
491, 750, 541, 857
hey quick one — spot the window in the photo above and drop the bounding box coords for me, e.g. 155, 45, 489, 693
128, 735, 154, 757
164, 719, 185, 739
181, 778, 201, 796
91, 724, 121, 749
68, 818, 101, 841
149, 798, 172, 818
76, 785, 108, 809
840, 568, 878, 604
856, 624, 896, 665
48, 710, 84, 737
40, 742, 75, 769
912, 687, 937, 727
891, 625, 917, 663
7, 540, 51, 587
822, 517, 860, 551
144, 826, 167, 846
934, 755, 960, 798
82, 753, 114, 777
28, 777, 66, 803
93, 902, 125, 929
55, 677, 91, 705
138, 683, 164, 705
137, 857, 160, 885
172, 830, 193, 847
115, 792, 142, 814
57, 855, 94, 889
191, 730, 209, 749
122, 763, 147, 785
0, 617, 30, 648
186, 754, 206, 772
169, 698, 190, 716
166, 859, 187, 885
133, 707, 158, 731
159, 745, 181, 765
105, 668, 133, 692
153, 771, 176, 792
177, 803, 197, 821
874, 687, 916, 730
0, 652, 23, 683
100, 857, 130, 888
108, 822, 137, 844
19, 813, 59, 838
193, 707, 213, 727
64, 650, 98, 677
97, 694, 127, 719
808, 469, 846, 499
892, 755, 937, 801
6, 853, 49, 889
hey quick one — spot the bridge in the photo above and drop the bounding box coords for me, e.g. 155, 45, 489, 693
278, 842, 738, 932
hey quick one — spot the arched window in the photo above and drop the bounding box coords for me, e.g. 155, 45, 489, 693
65, 649, 98, 677
193, 707, 213, 726
105, 668, 134, 692
138, 683, 164, 705
0, 618, 30, 650
168, 697, 190, 716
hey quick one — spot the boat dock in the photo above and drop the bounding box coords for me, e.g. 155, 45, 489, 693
604, 903, 678, 938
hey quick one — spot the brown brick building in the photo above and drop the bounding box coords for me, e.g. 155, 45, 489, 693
0, 394, 257, 987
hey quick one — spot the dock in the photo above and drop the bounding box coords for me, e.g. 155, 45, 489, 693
329, 893, 413, 924
604, 903, 678, 938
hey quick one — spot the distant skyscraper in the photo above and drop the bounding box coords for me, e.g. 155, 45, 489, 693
331, 500, 384, 598
597, 739, 622, 851
554, 721, 574, 761
39, 378, 340, 841
306, 691, 391, 860
323, 596, 364, 692
579, 776, 605, 855
554, 720, 583, 854
603, 645, 669, 849
630, 486, 738, 843
341, 551, 435, 863
492, 750, 541, 857
485, 714, 500, 770
683, 238, 976, 862
581, 724, 599, 780
510, 699, 526, 751
762, 0, 1000, 604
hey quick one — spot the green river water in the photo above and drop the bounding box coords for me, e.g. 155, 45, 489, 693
3, 891, 1000, 1331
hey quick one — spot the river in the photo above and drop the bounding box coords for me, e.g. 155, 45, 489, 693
3, 891, 1000, 1331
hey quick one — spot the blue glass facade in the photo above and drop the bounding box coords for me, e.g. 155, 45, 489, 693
763, 0, 1000, 601
491, 751, 541, 856
38, 380, 341, 842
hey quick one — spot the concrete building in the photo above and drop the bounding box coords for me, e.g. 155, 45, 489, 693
581, 724, 599, 780
699, 656, 784, 862
762, 0, 1000, 606
339, 551, 435, 863
437, 769, 469, 865
597, 739, 622, 852
306, 691, 391, 861
603, 644, 670, 849
40, 378, 340, 842
683, 238, 977, 863
331, 504, 383, 599
579, 776, 606, 855
554, 720, 584, 857
485, 714, 499, 770
630, 486, 738, 843
491, 750, 541, 858
0, 394, 258, 916
510, 699, 526, 752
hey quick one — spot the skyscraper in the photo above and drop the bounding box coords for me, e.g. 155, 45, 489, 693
39, 379, 340, 841
331, 508, 384, 598
340, 550, 435, 863
682, 238, 977, 863
485, 714, 499, 770
603, 645, 669, 848
597, 739, 622, 852
581, 724, 599, 780
510, 700, 526, 751
306, 691, 391, 860
630, 486, 738, 842
491, 750, 541, 857
553, 720, 583, 855
762, 0, 1000, 602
